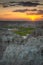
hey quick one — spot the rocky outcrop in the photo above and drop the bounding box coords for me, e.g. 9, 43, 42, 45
32, 28, 43, 37
0, 31, 23, 60
0, 35, 43, 65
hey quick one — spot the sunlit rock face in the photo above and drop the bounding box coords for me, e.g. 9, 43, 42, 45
0, 35, 43, 65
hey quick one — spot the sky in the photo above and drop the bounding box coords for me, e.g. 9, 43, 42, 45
0, 0, 43, 21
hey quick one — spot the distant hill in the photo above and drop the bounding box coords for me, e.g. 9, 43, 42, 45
0, 21, 43, 28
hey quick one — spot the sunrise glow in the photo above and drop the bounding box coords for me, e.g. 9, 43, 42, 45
28, 15, 43, 21
0, 0, 43, 21
0, 11, 43, 21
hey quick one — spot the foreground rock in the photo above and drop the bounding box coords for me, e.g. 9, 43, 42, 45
0, 31, 23, 60
0, 36, 43, 65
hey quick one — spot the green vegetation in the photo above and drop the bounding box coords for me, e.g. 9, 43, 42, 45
1, 25, 36, 36
14, 27, 35, 36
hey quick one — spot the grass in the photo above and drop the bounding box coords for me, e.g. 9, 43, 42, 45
13, 27, 35, 36
0, 25, 36, 36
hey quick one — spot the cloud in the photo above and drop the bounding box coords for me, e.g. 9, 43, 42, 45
0, 2, 9, 8
0, 2, 16, 8
9, 1, 16, 3
13, 9, 29, 12
26, 10, 43, 15
9, 1, 41, 7
13, 8, 38, 13
38, 10, 43, 14
18, 1, 40, 7
0, 1, 43, 8
31, 9, 37, 11
0, 1, 42, 8
2, 5, 9, 8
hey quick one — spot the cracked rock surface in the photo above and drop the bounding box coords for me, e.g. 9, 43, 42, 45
0, 31, 43, 65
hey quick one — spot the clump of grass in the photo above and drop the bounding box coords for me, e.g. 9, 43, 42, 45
14, 27, 35, 36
